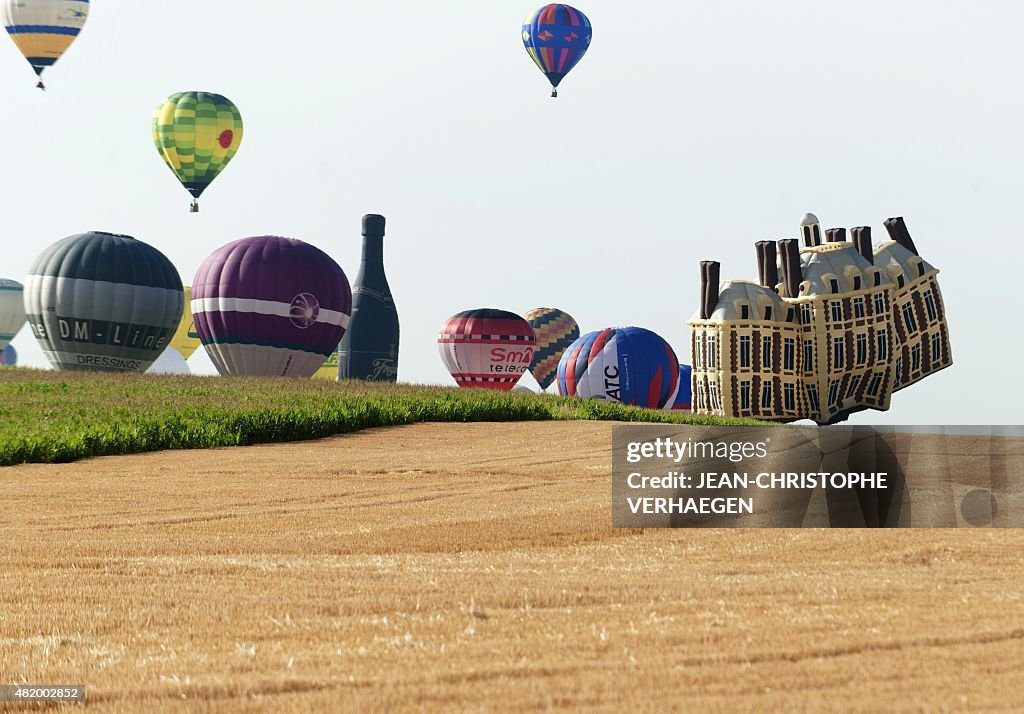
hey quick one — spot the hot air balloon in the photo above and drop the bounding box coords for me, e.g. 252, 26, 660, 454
147, 346, 190, 375
0, 344, 16, 366
153, 91, 243, 212
192, 236, 351, 378
23, 232, 184, 372
557, 327, 679, 409
522, 3, 592, 97
0, 278, 25, 353
524, 307, 579, 391
672, 364, 692, 410
168, 285, 201, 359
3, 0, 88, 90
313, 350, 340, 381
438, 309, 536, 390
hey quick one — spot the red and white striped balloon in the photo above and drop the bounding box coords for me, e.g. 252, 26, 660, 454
438, 309, 536, 390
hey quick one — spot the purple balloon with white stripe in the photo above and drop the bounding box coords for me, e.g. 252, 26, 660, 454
192, 236, 352, 377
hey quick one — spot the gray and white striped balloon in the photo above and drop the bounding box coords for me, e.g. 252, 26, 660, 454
24, 232, 184, 372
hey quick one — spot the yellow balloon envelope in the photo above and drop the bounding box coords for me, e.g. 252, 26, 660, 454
169, 286, 201, 360
312, 350, 339, 381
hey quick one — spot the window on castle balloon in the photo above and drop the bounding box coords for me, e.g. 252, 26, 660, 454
924, 291, 937, 321
833, 337, 845, 369
784, 339, 795, 370
784, 383, 795, 411
854, 297, 865, 318
874, 293, 885, 314
804, 340, 813, 372
740, 305, 749, 319
806, 384, 820, 413
856, 333, 867, 365
867, 373, 883, 397
831, 302, 842, 322
830, 279, 840, 293
902, 304, 918, 332
762, 338, 771, 369
740, 381, 751, 410
932, 333, 941, 361
740, 336, 751, 367
761, 383, 772, 409
876, 329, 888, 360
912, 344, 921, 371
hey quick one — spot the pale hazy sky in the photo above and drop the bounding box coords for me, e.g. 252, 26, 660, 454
2, 1, 1021, 424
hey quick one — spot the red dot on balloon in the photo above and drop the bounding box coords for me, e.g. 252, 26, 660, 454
218, 130, 234, 148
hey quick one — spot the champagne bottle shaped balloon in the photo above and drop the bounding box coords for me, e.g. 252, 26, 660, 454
338, 214, 400, 381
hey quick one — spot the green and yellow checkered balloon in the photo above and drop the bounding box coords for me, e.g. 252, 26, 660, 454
153, 91, 243, 212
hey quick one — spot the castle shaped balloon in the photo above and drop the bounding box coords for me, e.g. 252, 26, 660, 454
688, 215, 952, 424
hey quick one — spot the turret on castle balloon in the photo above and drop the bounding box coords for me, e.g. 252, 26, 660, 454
688, 214, 952, 424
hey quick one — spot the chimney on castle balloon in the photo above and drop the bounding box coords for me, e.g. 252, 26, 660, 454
755, 241, 778, 290
851, 226, 874, 265
825, 227, 847, 243
699, 261, 721, 320
777, 239, 802, 298
883, 217, 919, 256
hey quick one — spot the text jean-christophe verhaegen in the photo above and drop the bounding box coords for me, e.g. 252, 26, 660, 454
622, 436, 888, 515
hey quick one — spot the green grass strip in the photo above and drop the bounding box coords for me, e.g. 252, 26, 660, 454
0, 368, 767, 466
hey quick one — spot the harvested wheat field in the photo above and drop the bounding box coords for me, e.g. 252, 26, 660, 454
1, 422, 1022, 712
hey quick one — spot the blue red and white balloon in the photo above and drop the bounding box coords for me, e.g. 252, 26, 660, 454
522, 4, 592, 97
557, 326, 679, 409
672, 364, 692, 410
